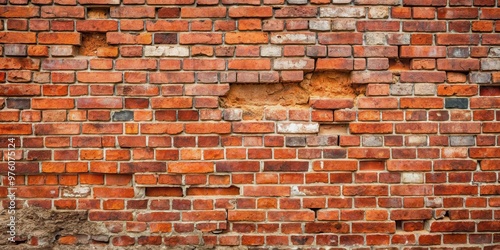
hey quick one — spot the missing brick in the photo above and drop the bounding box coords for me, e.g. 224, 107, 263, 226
87, 8, 109, 19
79, 33, 108, 56
0, 207, 108, 248
221, 72, 363, 120
395, 220, 403, 231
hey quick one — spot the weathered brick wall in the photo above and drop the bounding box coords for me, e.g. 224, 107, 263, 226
0, 0, 500, 248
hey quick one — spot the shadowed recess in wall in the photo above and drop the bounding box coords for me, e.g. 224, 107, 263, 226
221, 72, 365, 120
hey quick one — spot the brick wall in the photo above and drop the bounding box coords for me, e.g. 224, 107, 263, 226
1, 0, 500, 248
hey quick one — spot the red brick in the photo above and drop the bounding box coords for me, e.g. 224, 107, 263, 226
0, 6, 40, 18
352, 222, 395, 233
0, 31, 36, 45
315, 58, 353, 71
179, 33, 222, 45
228, 7, 272, 18
348, 148, 390, 159
228, 59, 271, 70
318, 33, 363, 45
440, 122, 481, 134
244, 186, 290, 197
343, 185, 388, 196
310, 98, 354, 109
349, 123, 393, 134
430, 221, 475, 232
436, 34, 480, 45
437, 8, 478, 19
225, 32, 269, 44
168, 162, 214, 173
357, 21, 400, 32
181, 7, 226, 18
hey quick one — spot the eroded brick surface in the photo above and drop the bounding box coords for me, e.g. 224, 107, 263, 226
0, 1, 499, 249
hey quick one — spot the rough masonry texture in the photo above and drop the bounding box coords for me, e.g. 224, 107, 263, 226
0, 0, 500, 249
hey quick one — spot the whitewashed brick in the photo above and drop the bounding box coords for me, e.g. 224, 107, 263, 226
481, 58, 500, 71
278, 122, 319, 134
271, 33, 316, 44
332, 19, 356, 31
406, 135, 427, 146
144, 45, 189, 57
365, 33, 386, 45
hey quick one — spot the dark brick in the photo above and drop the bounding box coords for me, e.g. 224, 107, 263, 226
323, 149, 347, 158
158, 8, 181, 18
445, 98, 468, 109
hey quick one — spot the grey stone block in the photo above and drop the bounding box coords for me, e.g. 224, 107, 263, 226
450, 136, 475, 146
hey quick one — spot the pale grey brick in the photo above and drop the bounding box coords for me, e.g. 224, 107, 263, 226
481, 58, 500, 71
368, 7, 389, 19
450, 136, 475, 146
390, 84, 413, 96
414, 83, 436, 96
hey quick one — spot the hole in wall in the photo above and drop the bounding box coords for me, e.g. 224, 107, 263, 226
87, 8, 109, 19
79, 33, 107, 56
389, 58, 410, 71
220, 72, 364, 120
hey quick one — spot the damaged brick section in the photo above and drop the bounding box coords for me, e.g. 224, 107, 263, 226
221, 72, 364, 120
0, 207, 109, 249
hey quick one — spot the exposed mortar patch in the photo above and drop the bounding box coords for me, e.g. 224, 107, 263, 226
221, 72, 364, 120
79, 33, 107, 56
